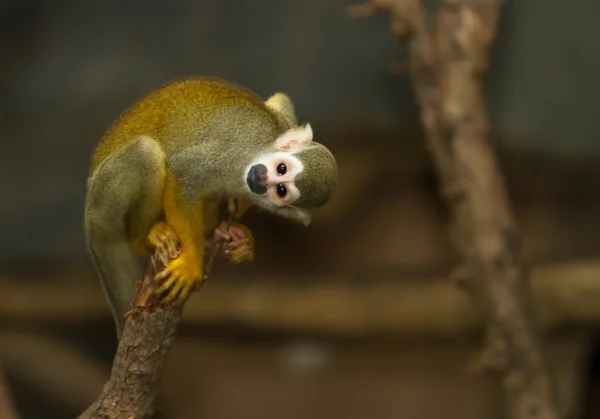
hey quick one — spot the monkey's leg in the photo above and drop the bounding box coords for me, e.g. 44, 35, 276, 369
84, 137, 166, 336
153, 174, 206, 305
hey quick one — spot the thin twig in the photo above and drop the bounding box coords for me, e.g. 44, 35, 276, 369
349, 1, 561, 418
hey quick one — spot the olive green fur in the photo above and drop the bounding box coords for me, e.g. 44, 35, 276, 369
92, 77, 289, 173
265, 92, 298, 129
294, 143, 338, 209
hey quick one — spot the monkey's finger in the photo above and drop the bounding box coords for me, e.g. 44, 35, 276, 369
213, 228, 232, 242
147, 233, 163, 248
155, 247, 169, 266
157, 235, 177, 253
154, 263, 179, 282
154, 269, 171, 282
157, 274, 178, 292
229, 227, 245, 239
155, 274, 180, 294
231, 245, 252, 263
166, 242, 181, 259
229, 237, 250, 248
179, 281, 195, 301
162, 280, 185, 305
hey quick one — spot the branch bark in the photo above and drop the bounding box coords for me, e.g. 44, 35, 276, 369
4, 258, 600, 336
78, 205, 237, 418
349, 1, 561, 418
77, 251, 183, 419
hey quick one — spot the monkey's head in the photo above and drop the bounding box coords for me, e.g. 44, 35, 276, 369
244, 123, 337, 226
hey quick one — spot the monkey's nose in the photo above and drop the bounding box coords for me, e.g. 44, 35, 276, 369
246, 164, 268, 194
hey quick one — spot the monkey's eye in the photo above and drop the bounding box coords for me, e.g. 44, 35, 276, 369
277, 184, 287, 198
277, 163, 287, 175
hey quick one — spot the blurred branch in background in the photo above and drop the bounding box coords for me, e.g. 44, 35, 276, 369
3, 258, 600, 337
0, 362, 19, 419
348, 0, 561, 418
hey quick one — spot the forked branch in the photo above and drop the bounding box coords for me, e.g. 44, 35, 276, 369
349, 1, 561, 418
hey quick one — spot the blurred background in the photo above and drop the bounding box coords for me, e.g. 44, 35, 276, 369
2, 0, 600, 417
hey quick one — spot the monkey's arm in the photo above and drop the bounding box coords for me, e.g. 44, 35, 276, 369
228, 197, 253, 219
153, 173, 207, 304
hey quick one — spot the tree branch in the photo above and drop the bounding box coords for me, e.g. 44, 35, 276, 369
4, 258, 600, 336
349, 1, 561, 418
77, 251, 183, 419
79, 206, 238, 418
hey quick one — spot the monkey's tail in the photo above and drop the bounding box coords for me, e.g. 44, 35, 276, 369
86, 238, 144, 337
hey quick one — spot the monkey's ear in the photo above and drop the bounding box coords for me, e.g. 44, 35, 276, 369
275, 124, 313, 153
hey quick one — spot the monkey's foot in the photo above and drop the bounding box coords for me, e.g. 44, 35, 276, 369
147, 221, 181, 266
153, 253, 199, 305
213, 221, 254, 264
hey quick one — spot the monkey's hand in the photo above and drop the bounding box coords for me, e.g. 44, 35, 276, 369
153, 252, 200, 305
147, 222, 198, 305
146, 222, 181, 264
212, 221, 254, 264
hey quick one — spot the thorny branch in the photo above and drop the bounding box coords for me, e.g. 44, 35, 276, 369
78, 204, 238, 419
349, 1, 561, 418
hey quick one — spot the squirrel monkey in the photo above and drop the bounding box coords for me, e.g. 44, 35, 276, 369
84, 77, 338, 335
